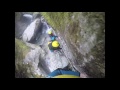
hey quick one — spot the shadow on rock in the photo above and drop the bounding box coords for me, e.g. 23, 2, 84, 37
38, 57, 51, 75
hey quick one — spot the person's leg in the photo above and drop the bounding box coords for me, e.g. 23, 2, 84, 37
47, 69, 62, 78
59, 70, 80, 77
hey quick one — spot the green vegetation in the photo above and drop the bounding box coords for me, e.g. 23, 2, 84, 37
82, 12, 105, 21
15, 38, 30, 58
41, 12, 74, 32
15, 38, 44, 78
15, 38, 30, 78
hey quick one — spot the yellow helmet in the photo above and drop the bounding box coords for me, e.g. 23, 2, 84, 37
52, 40, 59, 47
48, 31, 52, 34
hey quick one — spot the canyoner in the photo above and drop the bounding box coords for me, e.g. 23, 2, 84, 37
48, 40, 62, 52
47, 30, 58, 41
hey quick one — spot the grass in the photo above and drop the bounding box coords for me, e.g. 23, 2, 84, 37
41, 12, 74, 32
15, 38, 31, 78
15, 38, 30, 59
15, 38, 45, 78
15, 38, 29, 78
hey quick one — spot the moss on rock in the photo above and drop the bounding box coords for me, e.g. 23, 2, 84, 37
15, 38, 45, 78
15, 38, 31, 78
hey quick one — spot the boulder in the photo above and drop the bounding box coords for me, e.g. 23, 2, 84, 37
22, 18, 41, 42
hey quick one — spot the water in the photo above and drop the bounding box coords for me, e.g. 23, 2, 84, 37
15, 14, 32, 38
23, 14, 33, 19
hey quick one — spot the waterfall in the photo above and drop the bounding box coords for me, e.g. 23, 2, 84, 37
23, 14, 33, 19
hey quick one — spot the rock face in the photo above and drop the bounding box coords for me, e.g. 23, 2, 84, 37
41, 12, 105, 78
22, 18, 41, 42
15, 12, 40, 39
15, 38, 49, 78
23, 42, 51, 76
15, 12, 32, 38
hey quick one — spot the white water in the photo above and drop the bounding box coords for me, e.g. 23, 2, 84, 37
23, 14, 33, 19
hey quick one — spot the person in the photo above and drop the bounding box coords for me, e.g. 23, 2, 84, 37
48, 31, 58, 41
46, 68, 80, 78
48, 40, 62, 52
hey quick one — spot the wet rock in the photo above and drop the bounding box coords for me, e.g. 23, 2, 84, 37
22, 18, 41, 42
33, 12, 41, 20
15, 38, 49, 77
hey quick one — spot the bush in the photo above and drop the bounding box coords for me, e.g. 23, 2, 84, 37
15, 38, 30, 78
